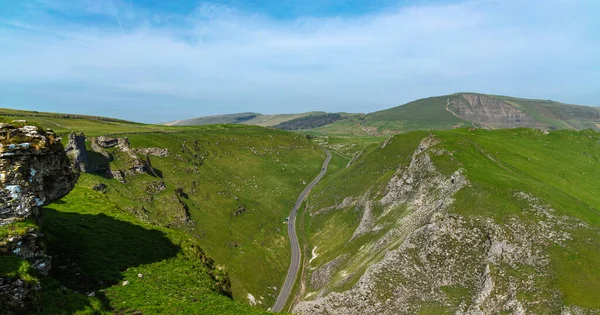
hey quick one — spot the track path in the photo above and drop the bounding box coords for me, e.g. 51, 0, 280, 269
272, 149, 332, 312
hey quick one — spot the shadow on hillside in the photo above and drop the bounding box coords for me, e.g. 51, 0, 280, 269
86, 150, 111, 175
38, 208, 180, 312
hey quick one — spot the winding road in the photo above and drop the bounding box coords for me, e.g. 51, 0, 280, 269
272, 149, 332, 312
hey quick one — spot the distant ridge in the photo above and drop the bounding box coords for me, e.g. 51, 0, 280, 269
313, 92, 600, 135
166, 93, 600, 135
165, 111, 331, 127
353, 92, 600, 134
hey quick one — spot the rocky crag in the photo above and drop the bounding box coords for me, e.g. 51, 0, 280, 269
0, 123, 77, 313
63, 133, 189, 227
294, 134, 600, 315
447, 93, 544, 129
70, 134, 167, 182
65, 132, 88, 172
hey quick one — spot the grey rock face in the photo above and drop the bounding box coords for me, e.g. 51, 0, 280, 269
310, 255, 348, 291
136, 147, 169, 157
90, 138, 112, 161
109, 169, 126, 183
95, 136, 119, 148
0, 277, 40, 313
1, 126, 78, 225
65, 132, 89, 172
0, 125, 77, 313
88, 136, 161, 180
448, 93, 545, 129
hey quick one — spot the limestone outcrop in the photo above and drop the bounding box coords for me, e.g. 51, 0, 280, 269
87, 136, 162, 182
65, 132, 89, 172
447, 93, 545, 129
0, 123, 77, 312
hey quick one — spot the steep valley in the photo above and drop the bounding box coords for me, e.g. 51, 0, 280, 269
1, 108, 600, 314
0, 111, 324, 314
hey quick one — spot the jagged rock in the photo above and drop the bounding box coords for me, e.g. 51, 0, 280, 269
92, 183, 107, 193
448, 93, 545, 129
95, 136, 119, 148
0, 125, 77, 313
310, 255, 348, 291
65, 132, 89, 172
144, 181, 166, 194
233, 205, 246, 217
0, 126, 78, 225
136, 147, 169, 157
0, 277, 40, 313
109, 169, 126, 183
89, 138, 111, 161
117, 138, 136, 157
89, 136, 156, 180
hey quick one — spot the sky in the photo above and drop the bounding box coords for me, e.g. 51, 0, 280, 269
1, 0, 599, 123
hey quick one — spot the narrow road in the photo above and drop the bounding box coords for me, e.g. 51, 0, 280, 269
272, 149, 332, 312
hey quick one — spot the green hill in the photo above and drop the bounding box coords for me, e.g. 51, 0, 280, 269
312, 93, 600, 135
165, 113, 262, 126
165, 111, 331, 127
292, 128, 600, 314
165, 93, 600, 137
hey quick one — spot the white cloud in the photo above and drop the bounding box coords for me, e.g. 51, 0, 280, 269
1, 0, 599, 122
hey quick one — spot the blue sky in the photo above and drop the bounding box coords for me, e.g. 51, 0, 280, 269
1, 0, 599, 123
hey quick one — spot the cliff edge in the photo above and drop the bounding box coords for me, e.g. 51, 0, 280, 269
0, 122, 77, 313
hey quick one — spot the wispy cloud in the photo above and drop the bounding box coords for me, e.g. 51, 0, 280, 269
1, 0, 599, 122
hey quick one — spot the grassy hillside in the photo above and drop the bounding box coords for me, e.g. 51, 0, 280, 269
365, 96, 468, 132
1, 179, 264, 314
312, 93, 600, 136
0, 108, 170, 136
492, 94, 600, 130
0, 108, 326, 311
165, 113, 262, 126
162, 93, 600, 137
166, 111, 330, 127
294, 128, 600, 314
275, 113, 345, 130
93, 128, 325, 307
38, 183, 265, 314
